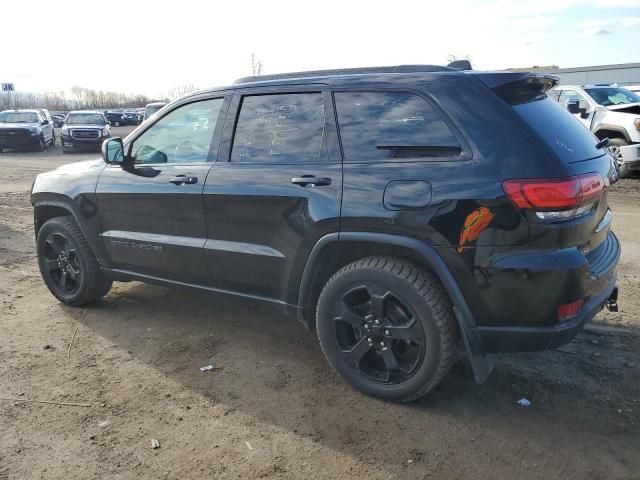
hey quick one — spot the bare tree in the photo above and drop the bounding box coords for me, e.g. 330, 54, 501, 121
167, 82, 199, 100
0, 86, 152, 112
251, 52, 263, 76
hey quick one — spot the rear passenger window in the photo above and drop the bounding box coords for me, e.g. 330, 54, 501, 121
334, 91, 462, 161
231, 93, 327, 163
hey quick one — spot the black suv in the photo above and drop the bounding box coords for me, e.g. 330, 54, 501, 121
61, 111, 111, 152
31, 65, 621, 401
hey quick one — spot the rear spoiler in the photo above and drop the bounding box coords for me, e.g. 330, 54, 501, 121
472, 72, 559, 104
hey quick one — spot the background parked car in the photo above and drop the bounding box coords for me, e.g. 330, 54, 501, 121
105, 111, 139, 126
61, 111, 110, 152
51, 114, 66, 127
550, 84, 640, 177
143, 102, 167, 122
0, 109, 55, 152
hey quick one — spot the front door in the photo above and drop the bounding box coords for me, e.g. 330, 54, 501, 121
559, 89, 594, 128
203, 88, 343, 304
96, 96, 228, 285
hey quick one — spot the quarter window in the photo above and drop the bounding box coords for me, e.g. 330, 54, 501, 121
334, 91, 462, 162
130, 98, 223, 164
230, 93, 327, 163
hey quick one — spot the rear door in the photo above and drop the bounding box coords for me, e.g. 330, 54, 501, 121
203, 86, 342, 303
96, 95, 229, 285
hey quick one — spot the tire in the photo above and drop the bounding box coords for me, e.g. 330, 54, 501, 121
36, 134, 46, 152
37, 216, 112, 306
316, 256, 460, 402
114, 121, 121, 127
608, 138, 630, 178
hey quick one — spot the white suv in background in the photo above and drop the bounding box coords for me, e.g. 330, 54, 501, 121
550, 84, 640, 177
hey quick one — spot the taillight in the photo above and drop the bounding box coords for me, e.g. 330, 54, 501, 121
503, 173, 604, 221
558, 299, 584, 322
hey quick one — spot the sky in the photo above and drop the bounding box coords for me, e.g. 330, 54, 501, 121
1, 0, 639, 98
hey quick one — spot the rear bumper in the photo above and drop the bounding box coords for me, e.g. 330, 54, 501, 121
477, 270, 617, 352
474, 231, 620, 353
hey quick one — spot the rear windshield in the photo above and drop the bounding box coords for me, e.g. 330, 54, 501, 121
513, 98, 604, 163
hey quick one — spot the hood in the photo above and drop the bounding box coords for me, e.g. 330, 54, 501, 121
0, 121, 40, 129
31, 158, 106, 204
54, 158, 105, 173
605, 102, 640, 115
64, 123, 108, 129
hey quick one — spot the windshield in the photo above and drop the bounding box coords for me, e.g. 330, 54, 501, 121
584, 87, 640, 106
66, 113, 106, 125
0, 111, 38, 123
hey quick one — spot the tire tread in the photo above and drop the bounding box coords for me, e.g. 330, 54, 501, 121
316, 255, 460, 402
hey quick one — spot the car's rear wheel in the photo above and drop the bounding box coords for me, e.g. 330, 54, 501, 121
37, 216, 112, 306
114, 121, 121, 127
608, 138, 629, 178
316, 256, 460, 402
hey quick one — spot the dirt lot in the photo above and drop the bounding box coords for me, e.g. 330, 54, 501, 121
1, 133, 639, 479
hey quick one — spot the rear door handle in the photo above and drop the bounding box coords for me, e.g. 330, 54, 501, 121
291, 175, 331, 187
169, 175, 198, 185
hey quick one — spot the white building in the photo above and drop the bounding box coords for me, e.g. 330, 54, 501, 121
536, 63, 640, 86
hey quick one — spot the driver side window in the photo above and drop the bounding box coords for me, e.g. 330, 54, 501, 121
559, 90, 589, 111
131, 98, 223, 164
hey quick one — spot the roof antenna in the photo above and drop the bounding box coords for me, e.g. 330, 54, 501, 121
447, 60, 472, 71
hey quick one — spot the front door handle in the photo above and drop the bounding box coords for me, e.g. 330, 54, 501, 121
291, 175, 331, 187
169, 175, 198, 185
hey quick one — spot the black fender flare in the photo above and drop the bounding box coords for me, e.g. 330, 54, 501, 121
32, 195, 109, 267
297, 232, 493, 383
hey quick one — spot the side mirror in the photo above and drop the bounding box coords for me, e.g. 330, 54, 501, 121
102, 137, 125, 165
566, 100, 581, 114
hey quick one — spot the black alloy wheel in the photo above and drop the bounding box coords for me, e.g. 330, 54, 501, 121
41, 231, 82, 297
333, 283, 426, 384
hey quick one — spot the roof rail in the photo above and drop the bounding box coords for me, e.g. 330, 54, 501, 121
233, 64, 458, 85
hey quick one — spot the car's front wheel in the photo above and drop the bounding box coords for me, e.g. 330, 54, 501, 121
608, 138, 630, 178
36, 134, 46, 152
37, 216, 112, 305
316, 256, 460, 402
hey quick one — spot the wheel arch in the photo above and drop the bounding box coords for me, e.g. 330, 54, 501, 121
593, 125, 631, 143
296, 232, 493, 383
33, 196, 109, 267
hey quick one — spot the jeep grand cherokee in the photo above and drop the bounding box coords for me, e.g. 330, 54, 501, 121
31, 64, 621, 401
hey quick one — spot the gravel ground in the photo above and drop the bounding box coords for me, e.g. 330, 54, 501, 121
0, 140, 638, 479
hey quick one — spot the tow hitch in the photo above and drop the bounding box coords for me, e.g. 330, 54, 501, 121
605, 286, 619, 312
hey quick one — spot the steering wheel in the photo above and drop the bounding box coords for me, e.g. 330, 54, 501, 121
174, 140, 206, 161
